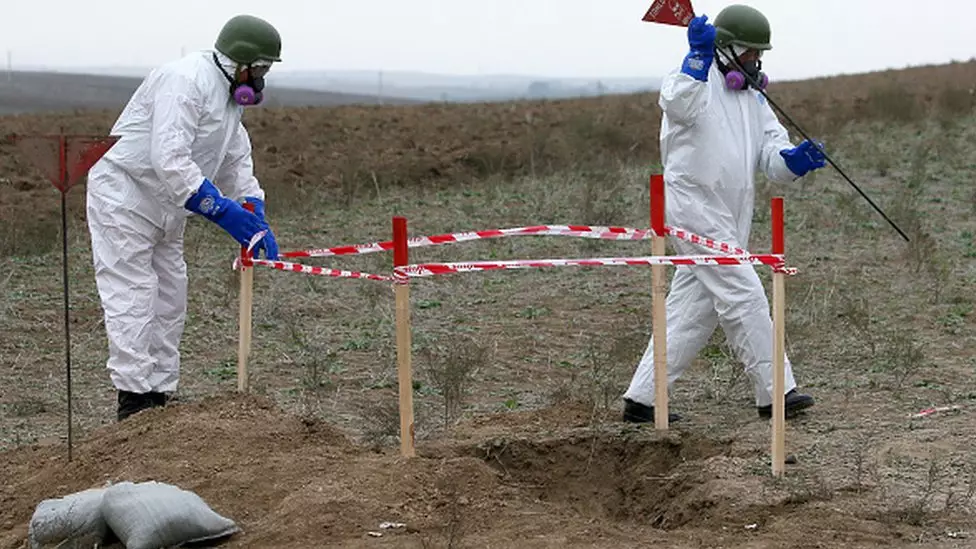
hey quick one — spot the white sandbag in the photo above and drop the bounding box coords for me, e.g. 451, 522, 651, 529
27, 487, 109, 549
101, 481, 240, 549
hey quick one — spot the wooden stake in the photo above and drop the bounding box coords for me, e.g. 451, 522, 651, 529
237, 202, 256, 393
650, 174, 669, 430
393, 216, 416, 458
771, 197, 786, 476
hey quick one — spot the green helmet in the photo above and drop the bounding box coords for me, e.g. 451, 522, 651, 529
215, 15, 282, 65
713, 5, 772, 51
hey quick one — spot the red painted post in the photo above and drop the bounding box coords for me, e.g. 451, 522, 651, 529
241, 201, 256, 265
393, 216, 408, 267
649, 173, 669, 429
770, 196, 786, 476
392, 216, 416, 457
650, 174, 666, 237
771, 197, 784, 255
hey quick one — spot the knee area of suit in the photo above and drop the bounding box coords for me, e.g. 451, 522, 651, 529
714, 296, 769, 322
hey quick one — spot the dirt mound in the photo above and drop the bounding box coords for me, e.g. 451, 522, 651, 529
0, 392, 965, 548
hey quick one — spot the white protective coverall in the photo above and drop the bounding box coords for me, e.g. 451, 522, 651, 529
623, 60, 800, 408
86, 50, 265, 394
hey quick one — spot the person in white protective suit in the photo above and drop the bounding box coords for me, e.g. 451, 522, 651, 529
86, 14, 282, 421
622, 4, 827, 423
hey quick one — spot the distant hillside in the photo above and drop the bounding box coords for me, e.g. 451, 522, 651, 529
0, 70, 419, 115
264, 70, 664, 102
12, 64, 664, 104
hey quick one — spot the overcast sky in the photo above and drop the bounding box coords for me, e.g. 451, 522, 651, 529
2, 0, 973, 80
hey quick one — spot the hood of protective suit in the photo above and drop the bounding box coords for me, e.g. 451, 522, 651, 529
87, 50, 264, 233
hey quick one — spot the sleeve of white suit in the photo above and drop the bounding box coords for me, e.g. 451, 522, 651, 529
657, 69, 711, 125
757, 99, 799, 183
215, 122, 264, 202
148, 72, 208, 208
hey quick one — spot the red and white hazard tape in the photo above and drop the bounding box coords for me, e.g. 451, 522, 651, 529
234, 257, 394, 282
240, 223, 795, 280
239, 251, 793, 282
393, 254, 788, 279
665, 227, 747, 255
280, 225, 655, 259
281, 223, 755, 263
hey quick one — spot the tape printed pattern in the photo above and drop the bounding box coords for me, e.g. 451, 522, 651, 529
240, 224, 794, 280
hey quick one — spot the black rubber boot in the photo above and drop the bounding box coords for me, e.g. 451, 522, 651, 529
622, 398, 682, 423
117, 390, 157, 421
757, 389, 815, 419
148, 391, 170, 406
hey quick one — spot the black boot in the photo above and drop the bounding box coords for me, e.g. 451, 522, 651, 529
117, 390, 157, 421
148, 391, 170, 407
622, 398, 682, 423
757, 389, 815, 419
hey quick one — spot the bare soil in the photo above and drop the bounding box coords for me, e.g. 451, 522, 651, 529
1, 61, 976, 548
2, 394, 970, 549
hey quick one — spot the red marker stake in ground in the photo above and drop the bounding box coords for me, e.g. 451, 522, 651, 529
5, 129, 119, 462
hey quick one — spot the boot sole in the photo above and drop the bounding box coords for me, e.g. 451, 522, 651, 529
758, 400, 814, 419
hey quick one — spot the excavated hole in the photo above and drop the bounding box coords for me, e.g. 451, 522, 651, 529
470, 430, 730, 530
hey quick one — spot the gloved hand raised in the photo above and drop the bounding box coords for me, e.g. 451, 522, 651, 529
243, 196, 279, 260
184, 180, 279, 260
780, 139, 827, 177
681, 15, 716, 82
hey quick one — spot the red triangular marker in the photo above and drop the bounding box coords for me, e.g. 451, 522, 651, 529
642, 0, 695, 27
66, 136, 119, 191
10, 134, 119, 193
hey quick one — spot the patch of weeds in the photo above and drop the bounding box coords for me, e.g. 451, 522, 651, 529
548, 330, 642, 420
204, 360, 237, 382
698, 333, 747, 403
359, 398, 401, 450
515, 305, 549, 319
774, 470, 835, 505
864, 84, 926, 124
284, 313, 341, 392
501, 394, 520, 411
937, 302, 972, 335
838, 293, 879, 358
340, 334, 373, 352
578, 170, 631, 227
882, 452, 976, 526
870, 328, 927, 391
417, 335, 489, 429
6, 397, 48, 418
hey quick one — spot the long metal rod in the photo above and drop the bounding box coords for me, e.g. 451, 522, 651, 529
714, 48, 911, 243
61, 191, 73, 462
58, 128, 73, 463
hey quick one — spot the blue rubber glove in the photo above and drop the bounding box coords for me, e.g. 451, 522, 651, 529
184, 179, 279, 259
780, 139, 827, 177
242, 196, 279, 260
680, 15, 716, 81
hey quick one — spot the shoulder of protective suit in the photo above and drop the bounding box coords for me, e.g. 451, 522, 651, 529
147, 52, 220, 101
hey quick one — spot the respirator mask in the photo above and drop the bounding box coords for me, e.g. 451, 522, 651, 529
214, 52, 272, 106
719, 44, 768, 91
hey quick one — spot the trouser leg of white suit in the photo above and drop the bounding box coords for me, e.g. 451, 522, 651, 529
88, 194, 162, 394
624, 239, 797, 408
623, 265, 720, 407
146, 220, 188, 394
